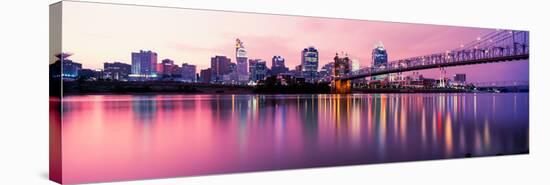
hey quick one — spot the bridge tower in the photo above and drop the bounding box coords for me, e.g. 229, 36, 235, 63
332, 53, 352, 93
438, 67, 447, 88
333, 79, 351, 93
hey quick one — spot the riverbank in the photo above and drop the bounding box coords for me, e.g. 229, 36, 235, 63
62, 81, 254, 95
60, 81, 528, 95
352, 88, 472, 93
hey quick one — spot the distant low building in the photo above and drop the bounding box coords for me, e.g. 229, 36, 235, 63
200, 68, 212, 83
453, 74, 466, 83
292, 64, 303, 77
79, 69, 103, 81
271, 56, 288, 76
158, 59, 175, 78
171, 65, 182, 79
181, 63, 197, 82
104, 61, 131, 81
318, 62, 335, 82
50, 53, 81, 81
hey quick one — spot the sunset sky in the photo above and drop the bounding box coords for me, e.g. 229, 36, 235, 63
61, 1, 528, 83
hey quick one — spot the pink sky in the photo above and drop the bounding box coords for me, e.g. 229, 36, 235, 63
61, 1, 528, 82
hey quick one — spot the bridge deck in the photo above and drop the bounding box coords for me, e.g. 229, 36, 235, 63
340, 54, 528, 80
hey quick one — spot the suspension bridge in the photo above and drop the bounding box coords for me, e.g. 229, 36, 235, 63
333, 30, 529, 93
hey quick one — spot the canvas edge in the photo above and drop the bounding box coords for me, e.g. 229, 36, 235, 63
49, 1, 63, 184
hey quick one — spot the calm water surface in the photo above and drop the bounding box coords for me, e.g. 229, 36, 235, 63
61, 93, 529, 184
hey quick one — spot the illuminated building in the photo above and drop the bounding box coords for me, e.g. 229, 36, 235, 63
130, 50, 158, 79
50, 53, 82, 80
319, 62, 334, 78
200, 68, 212, 83
159, 59, 174, 78
454, 74, 466, 83
103, 61, 131, 81
271, 55, 288, 75
235, 38, 249, 83
181, 63, 197, 82
301, 46, 319, 82
249, 59, 268, 82
351, 59, 360, 72
210, 55, 231, 83
371, 42, 388, 80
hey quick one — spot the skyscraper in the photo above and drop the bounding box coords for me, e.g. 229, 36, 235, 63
235, 38, 249, 83
130, 50, 158, 79
181, 63, 197, 82
301, 46, 319, 82
210, 55, 231, 83
372, 41, 388, 67
271, 55, 288, 76
371, 42, 388, 80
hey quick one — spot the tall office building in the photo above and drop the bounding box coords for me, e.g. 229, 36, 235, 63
371, 42, 388, 80
271, 55, 288, 75
301, 46, 319, 82
210, 55, 231, 83
235, 38, 249, 83
130, 50, 158, 79
249, 59, 268, 82
181, 63, 197, 82
372, 42, 388, 67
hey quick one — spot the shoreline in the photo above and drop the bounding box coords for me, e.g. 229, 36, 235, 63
60, 81, 528, 96
61, 89, 528, 96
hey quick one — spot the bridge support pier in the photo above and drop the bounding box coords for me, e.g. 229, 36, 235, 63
332, 79, 351, 93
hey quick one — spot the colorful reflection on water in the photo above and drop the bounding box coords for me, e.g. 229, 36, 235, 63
61, 93, 529, 184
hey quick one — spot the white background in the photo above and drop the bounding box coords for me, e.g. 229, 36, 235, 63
0, 0, 548, 184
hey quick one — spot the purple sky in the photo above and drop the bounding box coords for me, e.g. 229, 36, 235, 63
61, 1, 528, 83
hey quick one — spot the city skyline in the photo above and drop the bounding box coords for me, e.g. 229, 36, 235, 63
49, 2, 530, 184
61, 1, 528, 83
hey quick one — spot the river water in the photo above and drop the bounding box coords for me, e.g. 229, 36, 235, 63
60, 93, 529, 184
